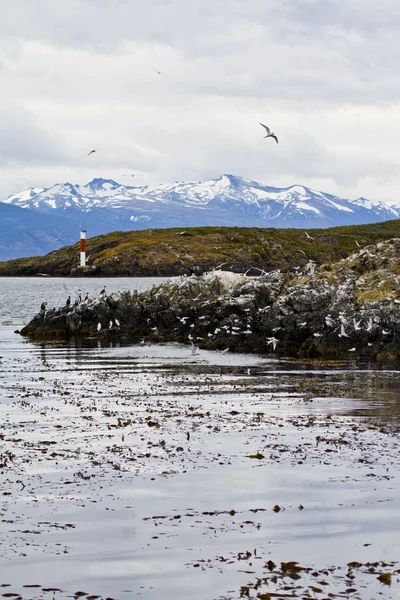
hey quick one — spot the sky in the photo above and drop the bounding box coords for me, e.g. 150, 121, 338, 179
1, 0, 400, 203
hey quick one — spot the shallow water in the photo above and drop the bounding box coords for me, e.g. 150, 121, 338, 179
0, 278, 400, 599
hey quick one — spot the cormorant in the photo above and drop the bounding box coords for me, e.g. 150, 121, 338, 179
66, 296, 71, 307
40, 302, 47, 311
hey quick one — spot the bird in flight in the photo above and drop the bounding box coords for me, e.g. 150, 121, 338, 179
259, 123, 278, 143
122, 173, 144, 178
87, 149, 99, 156
153, 69, 163, 75
305, 232, 314, 240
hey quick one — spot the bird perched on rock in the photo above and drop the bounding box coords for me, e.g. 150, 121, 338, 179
66, 296, 71, 307
259, 122, 278, 143
40, 302, 47, 311
100, 286, 106, 295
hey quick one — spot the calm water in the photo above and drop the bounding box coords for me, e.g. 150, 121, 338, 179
0, 276, 167, 324
0, 277, 399, 599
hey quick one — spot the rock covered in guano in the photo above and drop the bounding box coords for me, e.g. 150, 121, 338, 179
20, 238, 400, 360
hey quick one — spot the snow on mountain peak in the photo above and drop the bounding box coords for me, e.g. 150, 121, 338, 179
2, 174, 399, 235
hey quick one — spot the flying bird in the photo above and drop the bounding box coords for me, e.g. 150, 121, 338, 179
266, 336, 279, 351
87, 149, 99, 156
153, 69, 163, 75
305, 232, 314, 240
122, 173, 144, 178
259, 122, 278, 144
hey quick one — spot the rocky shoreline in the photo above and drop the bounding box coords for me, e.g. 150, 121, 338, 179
20, 238, 400, 360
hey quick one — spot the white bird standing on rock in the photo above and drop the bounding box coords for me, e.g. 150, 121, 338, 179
353, 319, 362, 331
115, 319, 120, 328
325, 315, 335, 327
339, 324, 349, 338
97, 323, 102, 332
348, 347, 356, 352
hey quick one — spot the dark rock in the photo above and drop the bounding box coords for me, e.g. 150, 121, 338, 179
20, 239, 400, 360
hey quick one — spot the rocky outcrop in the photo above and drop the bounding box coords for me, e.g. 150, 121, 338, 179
20, 239, 400, 360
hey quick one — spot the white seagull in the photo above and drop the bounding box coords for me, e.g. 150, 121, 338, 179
365, 318, 374, 332
339, 324, 349, 338
259, 122, 278, 144
355, 240, 361, 247
266, 336, 279, 351
190, 341, 200, 356
305, 232, 314, 240
97, 323, 102, 332
353, 319, 362, 331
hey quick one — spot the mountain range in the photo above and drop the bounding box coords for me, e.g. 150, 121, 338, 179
1, 174, 399, 261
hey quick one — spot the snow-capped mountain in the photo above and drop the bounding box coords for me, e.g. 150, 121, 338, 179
1, 174, 399, 260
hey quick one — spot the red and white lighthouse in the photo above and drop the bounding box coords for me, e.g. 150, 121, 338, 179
80, 229, 87, 267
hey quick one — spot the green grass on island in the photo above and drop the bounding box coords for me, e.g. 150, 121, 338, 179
0, 220, 399, 277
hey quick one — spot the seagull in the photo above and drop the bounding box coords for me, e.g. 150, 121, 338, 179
97, 323, 102, 332
266, 336, 279, 351
87, 149, 98, 156
177, 316, 190, 324
355, 240, 361, 247
353, 318, 362, 331
325, 315, 335, 327
382, 329, 391, 335
259, 122, 278, 143
365, 317, 374, 332
122, 173, 144, 178
313, 332, 322, 337
305, 232, 314, 240
190, 341, 200, 356
339, 324, 349, 338
153, 68, 163, 75
115, 319, 120, 328
348, 347, 356, 352
108, 320, 113, 329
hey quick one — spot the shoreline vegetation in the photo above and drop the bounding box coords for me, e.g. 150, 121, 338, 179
1, 220, 400, 277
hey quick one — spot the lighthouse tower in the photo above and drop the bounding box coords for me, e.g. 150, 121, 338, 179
80, 229, 87, 267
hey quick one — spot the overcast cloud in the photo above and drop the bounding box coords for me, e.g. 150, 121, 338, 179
1, 0, 400, 202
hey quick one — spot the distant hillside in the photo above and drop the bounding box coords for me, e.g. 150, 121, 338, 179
2, 174, 400, 261
1, 221, 400, 277
0, 202, 77, 261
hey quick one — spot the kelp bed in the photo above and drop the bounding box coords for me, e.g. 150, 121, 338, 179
0, 340, 399, 599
